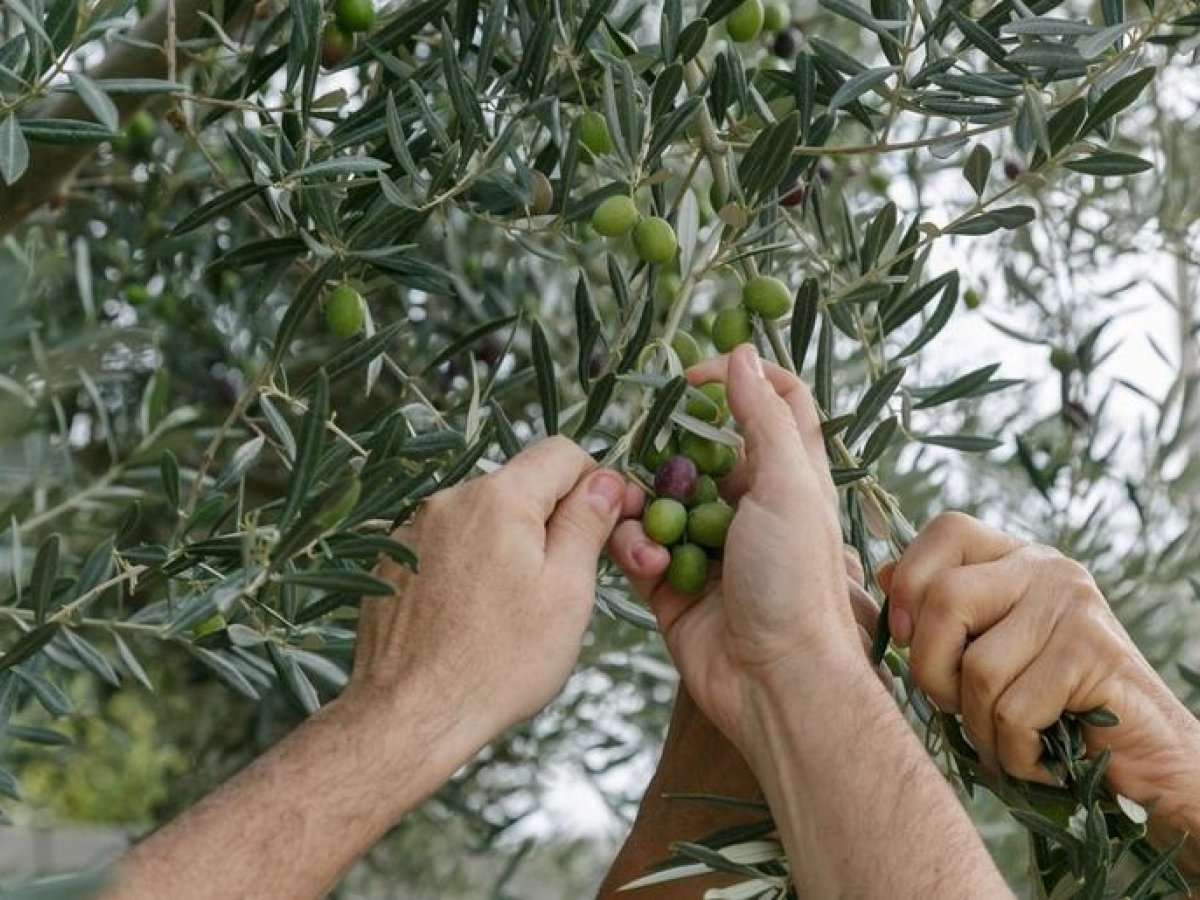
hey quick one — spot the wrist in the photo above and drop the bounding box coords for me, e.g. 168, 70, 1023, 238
736, 648, 888, 778
334, 675, 486, 823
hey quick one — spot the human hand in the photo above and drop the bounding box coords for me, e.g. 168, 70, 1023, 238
607, 345, 873, 753
347, 436, 642, 754
881, 512, 1200, 844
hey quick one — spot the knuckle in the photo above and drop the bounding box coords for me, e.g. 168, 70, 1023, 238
993, 693, 1024, 731
924, 571, 960, 615
929, 509, 974, 536
962, 645, 1004, 701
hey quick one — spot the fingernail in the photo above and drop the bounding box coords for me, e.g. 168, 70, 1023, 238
891, 607, 913, 645
589, 472, 624, 513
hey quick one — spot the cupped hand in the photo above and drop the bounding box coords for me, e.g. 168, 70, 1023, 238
348, 436, 642, 750
608, 345, 872, 752
881, 512, 1200, 841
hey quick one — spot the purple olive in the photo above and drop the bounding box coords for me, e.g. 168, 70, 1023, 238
654, 455, 699, 504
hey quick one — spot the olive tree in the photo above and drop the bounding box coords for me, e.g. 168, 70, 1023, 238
1, 0, 1198, 895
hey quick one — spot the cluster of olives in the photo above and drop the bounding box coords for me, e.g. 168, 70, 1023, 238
725, 0, 793, 46
321, 0, 375, 68
591, 194, 679, 266
640, 383, 739, 595
710, 275, 794, 353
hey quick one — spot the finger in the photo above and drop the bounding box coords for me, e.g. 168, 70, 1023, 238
545, 468, 626, 583
722, 346, 815, 502
888, 512, 1025, 645
992, 634, 1085, 784
607, 519, 671, 599
620, 481, 646, 519
905, 556, 1041, 710
956, 616, 1051, 771
500, 435, 598, 520
689, 354, 835, 510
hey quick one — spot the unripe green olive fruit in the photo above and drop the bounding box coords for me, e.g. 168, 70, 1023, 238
695, 311, 717, 340
315, 476, 362, 530
666, 543, 709, 595
125, 110, 156, 158
127, 284, 150, 306
685, 381, 729, 424
671, 331, 702, 369
592, 195, 639, 237
655, 272, 683, 312
963, 288, 982, 309
762, 1, 790, 31
321, 22, 355, 67
680, 432, 737, 477
688, 501, 735, 549
742, 275, 792, 319
692, 474, 720, 505
579, 111, 613, 156
712, 306, 754, 352
1049, 346, 1077, 372
726, 0, 765, 42
644, 498, 689, 545
529, 170, 554, 215
334, 0, 375, 33
642, 432, 679, 471
632, 217, 678, 265
325, 284, 366, 338
192, 613, 227, 639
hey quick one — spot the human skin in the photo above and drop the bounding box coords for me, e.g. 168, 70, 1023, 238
879, 514, 1200, 883
597, 550, 884, 898
105, 437, 644, 900
607, 345, 1013, 898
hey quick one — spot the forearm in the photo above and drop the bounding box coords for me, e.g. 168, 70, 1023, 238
107, 685, 474, 900
742, 654, 1013, 899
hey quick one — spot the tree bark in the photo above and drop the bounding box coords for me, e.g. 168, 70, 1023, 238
0, 0, 213, 234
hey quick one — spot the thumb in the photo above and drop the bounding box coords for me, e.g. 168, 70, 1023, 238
546, 468, 625, 578
725, 345, 810, 493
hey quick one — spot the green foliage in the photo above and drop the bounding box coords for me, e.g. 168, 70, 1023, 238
0, 0, 1199, 895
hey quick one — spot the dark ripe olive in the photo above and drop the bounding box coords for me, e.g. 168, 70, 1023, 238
654, 455, 699, 504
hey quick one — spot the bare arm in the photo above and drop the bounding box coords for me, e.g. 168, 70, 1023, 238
608, 346, 1011, 898
881, 512, 1200, 887
111, 681, 474, 899
597, 689, 763, 898
743, 653, 1011, 897
107, 437, 637, 900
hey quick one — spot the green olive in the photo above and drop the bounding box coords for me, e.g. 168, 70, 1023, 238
963, 288, 982, 310
592, 195, 639, 237
192, 613, 227, 639
666, 543, 709, 595
579, 111, 613, 156
742, 275, 792, 319
529, 170, 554, 216
680, 432, 737, 477
762, 1, 790, 31
712, 306, 754, 352
685, 381, 729, 424
671, 331, 702, 369
692, 474, 720, 505
644, 498, 688, 546
642, 432, 678, 471
726, 0, 765, 42
688, 501, 735, 548
325, 284, 366, 338
334, 0, 375, 33
655, 272, 683, 312
632, 217, 678, 265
